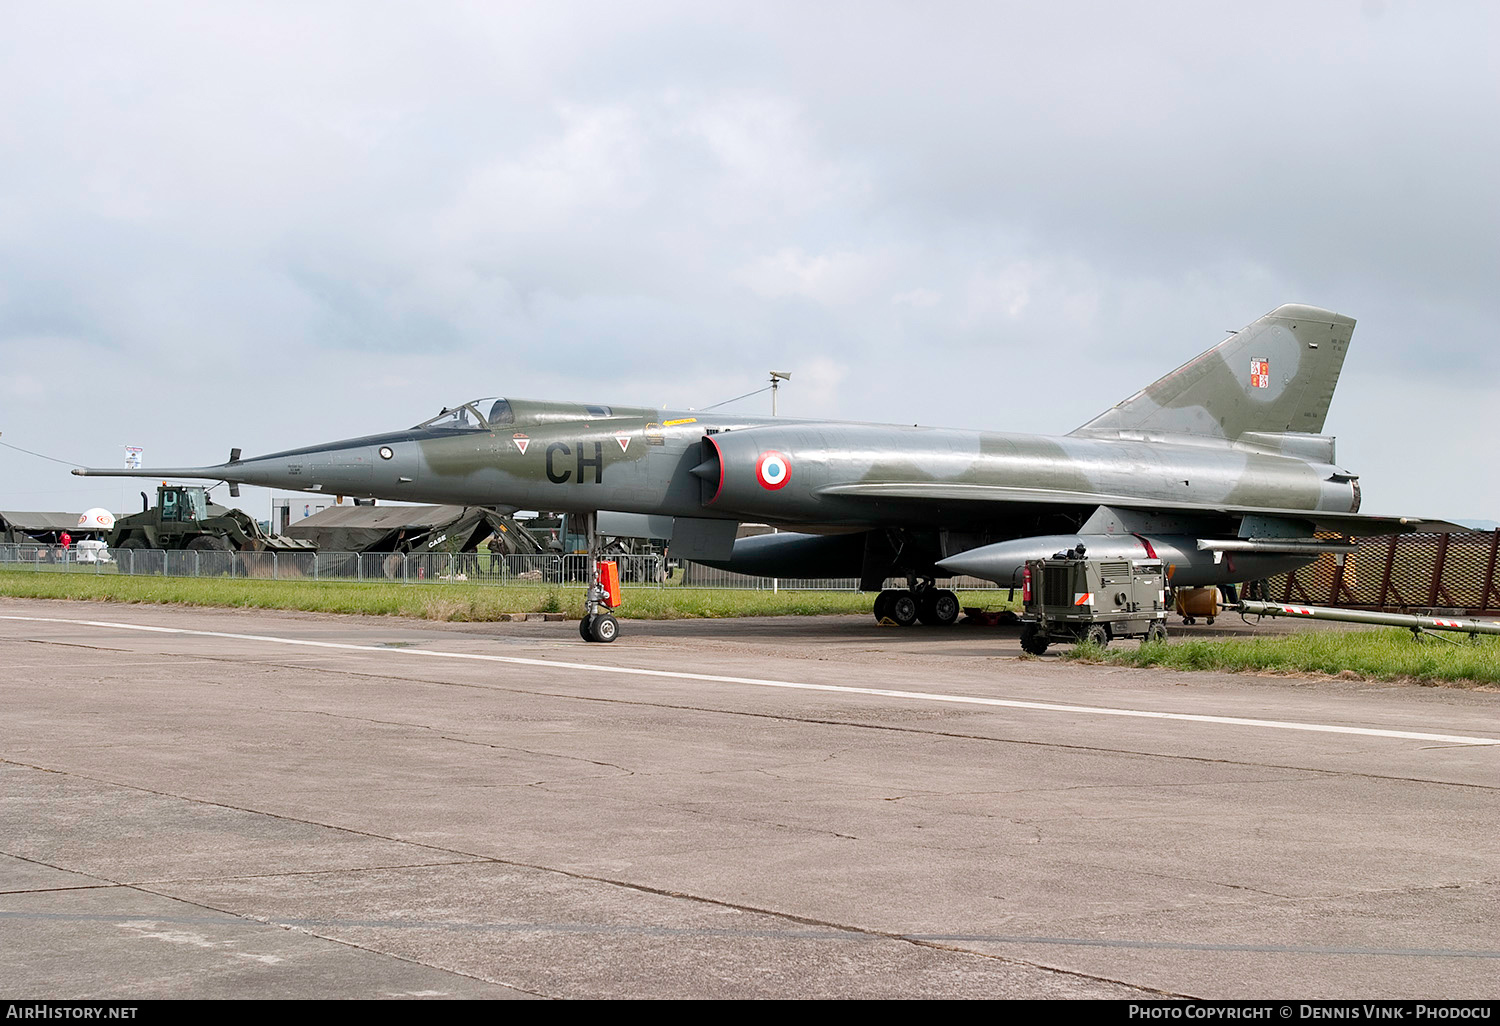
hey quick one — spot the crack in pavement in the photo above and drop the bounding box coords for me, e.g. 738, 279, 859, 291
438, 735, 635, 774
265, 705, 640, 775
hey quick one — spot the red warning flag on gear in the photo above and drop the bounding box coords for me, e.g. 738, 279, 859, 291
598, 561, 621, 608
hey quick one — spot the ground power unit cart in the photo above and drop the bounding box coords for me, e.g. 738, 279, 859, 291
1018, 548, 1169, 655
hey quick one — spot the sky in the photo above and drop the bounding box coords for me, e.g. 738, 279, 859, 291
1, 0, 1496, 525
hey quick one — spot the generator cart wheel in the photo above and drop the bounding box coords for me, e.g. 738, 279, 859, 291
1146, 622, 1167, 644
1019, 624, 1049, 655
1206, 617, 1215, 626
590, 614, 619, 643
888, 591, 919, 627
1083, 624, 1109, 648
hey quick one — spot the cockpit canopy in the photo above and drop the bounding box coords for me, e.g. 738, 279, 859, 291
413, 398, 616, 431
414, 398, 512, 432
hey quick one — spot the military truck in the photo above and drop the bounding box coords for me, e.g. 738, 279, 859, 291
1018, 548, 1168, 654
109, 484, 314, 557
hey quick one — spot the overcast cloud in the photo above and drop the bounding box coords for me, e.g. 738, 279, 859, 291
1, 0, 1495, 521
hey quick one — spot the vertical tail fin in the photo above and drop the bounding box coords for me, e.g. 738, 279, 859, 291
1071, 304, 1355, 441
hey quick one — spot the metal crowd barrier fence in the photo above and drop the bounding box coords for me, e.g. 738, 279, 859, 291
0, 543, 1000, 592
20, 535, 1500, 605
1263, 531, 1500, 615
0, 545, 628, 585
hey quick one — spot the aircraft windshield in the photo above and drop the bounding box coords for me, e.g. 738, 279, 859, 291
415, 400, 495, 432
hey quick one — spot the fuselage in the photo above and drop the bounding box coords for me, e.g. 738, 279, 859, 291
209, 396, 1359, 529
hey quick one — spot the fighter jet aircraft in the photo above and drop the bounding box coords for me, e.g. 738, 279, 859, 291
76, 304, 1449, 641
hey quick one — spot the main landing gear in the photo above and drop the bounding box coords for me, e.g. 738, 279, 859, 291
575, 512, 620, 643
872, 579, 960, 627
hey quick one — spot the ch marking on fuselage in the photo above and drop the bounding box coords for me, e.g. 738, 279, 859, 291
545, 441, 605, 484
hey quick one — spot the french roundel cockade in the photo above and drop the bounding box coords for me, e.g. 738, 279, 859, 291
755, 451, 791, 490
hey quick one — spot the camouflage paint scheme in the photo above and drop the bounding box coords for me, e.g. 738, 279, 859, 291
75, 305, 1447, 590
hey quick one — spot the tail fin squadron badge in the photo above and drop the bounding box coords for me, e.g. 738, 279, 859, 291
1250, 358, 1270, 389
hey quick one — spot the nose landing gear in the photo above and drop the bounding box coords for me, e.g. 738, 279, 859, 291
576, 512, 621, 643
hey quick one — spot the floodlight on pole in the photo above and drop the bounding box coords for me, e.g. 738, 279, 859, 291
769, 371, 791, 416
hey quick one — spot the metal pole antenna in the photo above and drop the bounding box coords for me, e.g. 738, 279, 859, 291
769, 370, 791, 417
767, 371, 790, 594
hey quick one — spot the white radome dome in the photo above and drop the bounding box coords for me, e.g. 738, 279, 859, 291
79, 508, 116, 530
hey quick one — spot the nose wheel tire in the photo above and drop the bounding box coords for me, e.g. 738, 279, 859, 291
580, 613, 620, 642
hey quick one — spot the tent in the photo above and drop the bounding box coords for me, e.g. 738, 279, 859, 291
285, 505, 546, 555
0, 511, 84, 545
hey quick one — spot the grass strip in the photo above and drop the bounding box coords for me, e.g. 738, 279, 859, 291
1063, 628, 1500, 686
0, 569, 1014, 622
6, 569, 1491, 684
